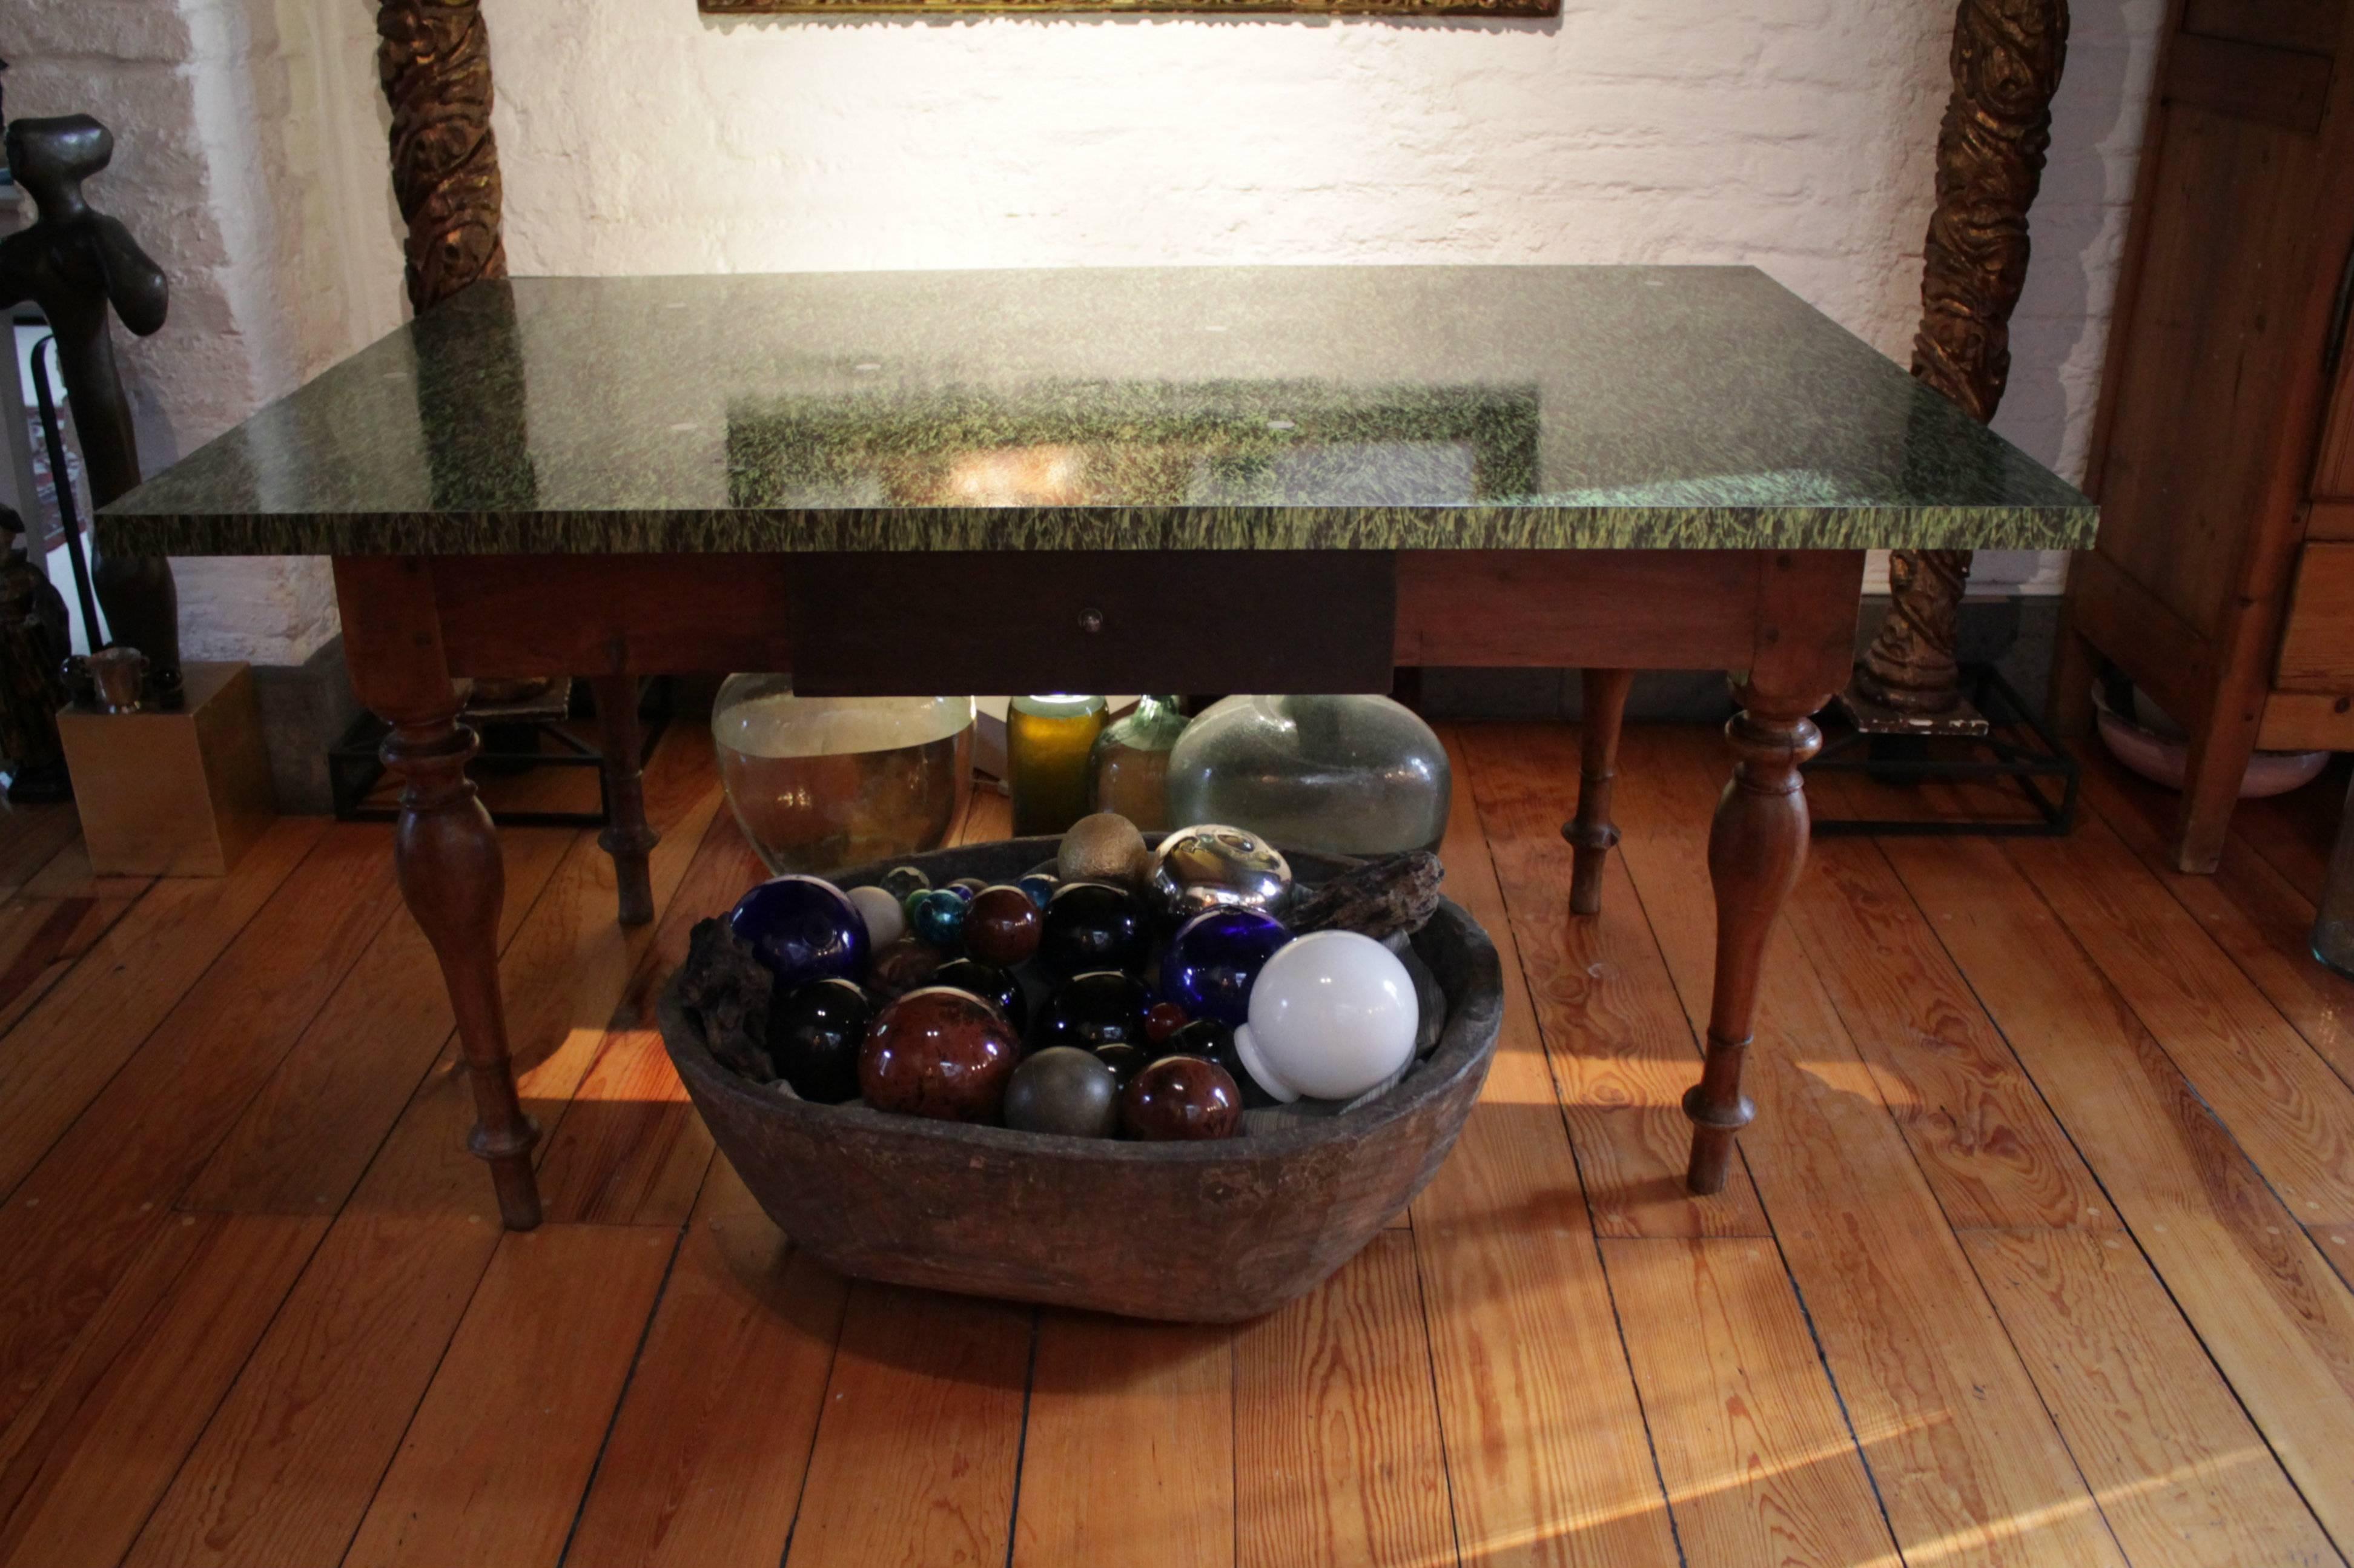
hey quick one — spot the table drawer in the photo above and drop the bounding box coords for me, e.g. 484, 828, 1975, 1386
786, 551, 1397, 697
2275, 541, 2354, 690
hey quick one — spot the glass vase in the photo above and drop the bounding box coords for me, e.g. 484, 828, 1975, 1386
712, 673, 973, 876
1164, 694, 1450, 856
1008, 694, 1106, 837
1089, 695, 1188, 835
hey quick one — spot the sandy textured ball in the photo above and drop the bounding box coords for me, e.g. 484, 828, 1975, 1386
1120, 1055, 1242, 1141
1058, 811, 1151, 887
1003, 1047, 1121, 1138
858, 987, 1020, 1122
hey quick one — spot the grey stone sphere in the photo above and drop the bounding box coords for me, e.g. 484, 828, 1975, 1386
1002, 1046, 1120, 1139
1145, 824, 1293, 922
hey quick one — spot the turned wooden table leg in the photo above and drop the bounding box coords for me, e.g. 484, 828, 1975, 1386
591, 673, 658, 926
1684, 689, 1824, 1194
1564, 667, 1635, 916
336, 557, 540, 1229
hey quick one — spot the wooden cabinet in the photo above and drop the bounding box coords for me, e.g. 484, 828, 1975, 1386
2060, 0, 2354, 871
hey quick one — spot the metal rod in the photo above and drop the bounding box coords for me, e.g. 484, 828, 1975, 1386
27, 337, 104, 652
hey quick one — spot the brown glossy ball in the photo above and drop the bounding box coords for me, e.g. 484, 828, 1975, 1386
859, 987, 1020, 1122
965, 885, 1043, 967
1120, 1055, 1242, 1142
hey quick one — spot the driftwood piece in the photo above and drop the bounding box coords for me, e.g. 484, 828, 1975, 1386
676, 918, 774, 1080
1287, 850, 1444, 941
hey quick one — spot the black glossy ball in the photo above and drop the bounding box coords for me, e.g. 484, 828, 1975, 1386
932, 957, 1028, 1034
765, 978, 877, 1103
1033, 971, 1151, 1057
1094, 1040, 1150, 1087
1160, 1016, 1276, 1107
1037, 882, 1149, 978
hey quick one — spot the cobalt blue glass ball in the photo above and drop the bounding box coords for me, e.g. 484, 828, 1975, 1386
1166, 908, 1291, 1026
728, 875, 868, 991
1017, 872, 1059, 910
910, 888, 969, 948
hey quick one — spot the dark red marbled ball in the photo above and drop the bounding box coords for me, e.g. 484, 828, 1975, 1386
1120, 1055, 1242, 1142
1144, 1000, 1190, 1045
964, 885, 1043, 967
859, 987, 1020, 1122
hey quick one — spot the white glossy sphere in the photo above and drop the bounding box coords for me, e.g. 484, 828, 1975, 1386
845, 884, 907, 948
1233, 930, 1418, 1103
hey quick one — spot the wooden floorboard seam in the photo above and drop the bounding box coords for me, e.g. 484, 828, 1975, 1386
64, 1214, 333, 1568
997, 1312, 1043, 1568
1869, 832, 2353, 1565
553, 1222, 692, 1568
1991, 829, 2354, 1291
0, 830, 325, 1210
2075, 768, 2354, 1125
1444, 727, 1696, 1564
1401, 1221, 1475, 1568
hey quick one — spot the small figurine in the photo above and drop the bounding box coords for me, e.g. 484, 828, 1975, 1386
1003, 1047, 1120, 1139
0, 114, 181, 710
859, 986, 1020, 1122
728, 875, 868, 991
0, 506, 72, 801
1232, 930, 1418, 1103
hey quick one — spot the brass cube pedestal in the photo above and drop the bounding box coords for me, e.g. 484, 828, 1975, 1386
58, 661, 277, 876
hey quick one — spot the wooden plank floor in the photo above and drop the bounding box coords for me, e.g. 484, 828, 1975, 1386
1, 719, 2350, 1567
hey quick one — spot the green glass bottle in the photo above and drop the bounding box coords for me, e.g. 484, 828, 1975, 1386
1088, 696, 1188, 836
1008, 695, 1106, 836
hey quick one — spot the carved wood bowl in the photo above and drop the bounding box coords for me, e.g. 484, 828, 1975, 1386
658, 838, 1503, 1323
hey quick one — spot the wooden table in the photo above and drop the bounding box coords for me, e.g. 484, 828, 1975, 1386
102, 267, 2093, 1229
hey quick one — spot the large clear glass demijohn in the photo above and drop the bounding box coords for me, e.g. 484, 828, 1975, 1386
1165, 695, 1450, 857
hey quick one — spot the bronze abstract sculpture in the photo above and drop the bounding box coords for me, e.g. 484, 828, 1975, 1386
1854, 0, 2069, 716
0, 115, 181, 709
0, 506, 71, 800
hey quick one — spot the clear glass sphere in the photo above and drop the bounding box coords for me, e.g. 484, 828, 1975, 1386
1164, 695, 1450, 857
712, 673, 974, 876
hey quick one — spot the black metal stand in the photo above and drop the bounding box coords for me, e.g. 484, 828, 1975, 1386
1808, 663, 2077, 837
329, 675, 670, 826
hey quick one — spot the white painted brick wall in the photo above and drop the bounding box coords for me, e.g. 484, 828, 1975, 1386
10, 0, 2161, 661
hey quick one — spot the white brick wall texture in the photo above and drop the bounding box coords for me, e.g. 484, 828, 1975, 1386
8, 0, 2162, 661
